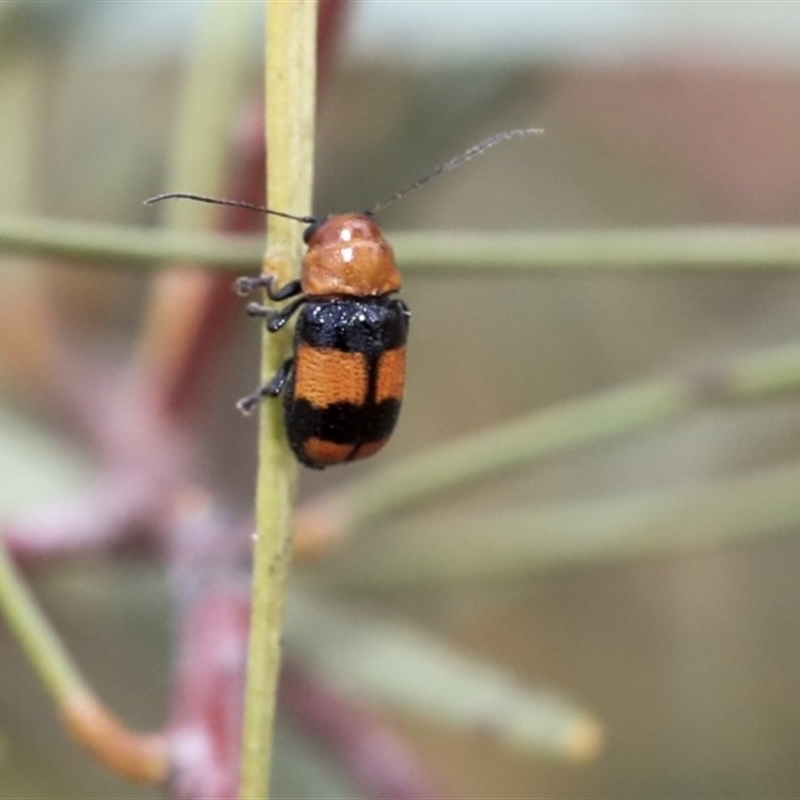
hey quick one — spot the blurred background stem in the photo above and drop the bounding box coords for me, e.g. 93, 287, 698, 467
134, 0, 257, 410
0, 542, 88, 704
4, 218, 800, 273
296, 339, 800, 556
320, 459, 800, 588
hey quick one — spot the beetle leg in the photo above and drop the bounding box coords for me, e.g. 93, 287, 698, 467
245, 295, 306, 332
266, 278, 303, 301
236, 358, 293, 415
245, 302, 270, 317
243, 298, 301, 328
235, 275, 302, 301
234, 275, 267, 296
264, 296, 306, 332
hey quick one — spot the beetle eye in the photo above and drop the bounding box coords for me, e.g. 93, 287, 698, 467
302, 218, 324, 244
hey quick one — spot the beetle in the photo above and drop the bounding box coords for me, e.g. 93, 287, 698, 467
146, 127, 542, 468
233, 213, 409, 468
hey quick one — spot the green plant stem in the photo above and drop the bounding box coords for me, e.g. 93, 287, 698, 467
322, 460, 800, 589
0, 213, 260, 268
136, 0, 257, 392
4, 217, 800, 273
0, 542, 89, 703
303, 340, 800, 537
157, 3, 258, 232
395, 226, 800, 273
285, 590, 603, 761
0, 541, 169, 784
238, 2, 316, 798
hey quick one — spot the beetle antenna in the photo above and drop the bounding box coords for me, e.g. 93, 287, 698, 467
144, 192, 316, 225
365, 127, 544, 216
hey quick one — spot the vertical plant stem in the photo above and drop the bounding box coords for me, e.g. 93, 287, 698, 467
239, 2, 317, 798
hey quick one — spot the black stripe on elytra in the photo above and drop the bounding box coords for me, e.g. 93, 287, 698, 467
295, 298, 408, 354
286, 398, 401, 448
343, 350, 381, 462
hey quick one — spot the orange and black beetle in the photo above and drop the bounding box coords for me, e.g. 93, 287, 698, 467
235, 214, 409, 469
146, 128, 541, 469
